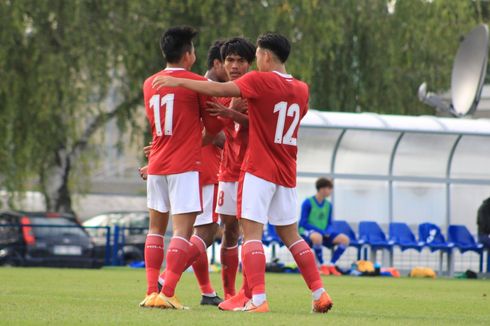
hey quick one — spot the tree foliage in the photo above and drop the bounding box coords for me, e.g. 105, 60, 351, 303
0, 0, 488, 212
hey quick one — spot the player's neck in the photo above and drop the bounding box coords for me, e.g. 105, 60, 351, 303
204, 70, 218, 82
315, 193, 325, 203
269, 63, 287, 74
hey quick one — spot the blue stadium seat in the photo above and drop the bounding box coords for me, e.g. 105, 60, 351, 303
447, 225, 484, 272
358, 221, 394, 250
418, 222, 455, 276
389, 222, 424, 252
359, 221, 394, 264
329, 220, 366, 259
262, 223, 284, 247
447, 225, 484, 254
418, 223, 454, 252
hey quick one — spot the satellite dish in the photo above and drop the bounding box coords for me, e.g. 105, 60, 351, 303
418, 24, 489, 117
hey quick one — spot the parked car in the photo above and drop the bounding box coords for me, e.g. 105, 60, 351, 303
0, 211, 103, 268
83, 211, 165, 265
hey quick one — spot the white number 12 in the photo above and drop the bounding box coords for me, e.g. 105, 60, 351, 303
273, 101, 300, 146
149, 93, 174, 136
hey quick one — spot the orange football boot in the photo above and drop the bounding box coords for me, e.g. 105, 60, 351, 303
312, 291, 333, 313
218, 289, 250, 311
319, 265, 330, 276
242, 300, 270, 313
139, 292, 159, 308
328, 265, 342, 276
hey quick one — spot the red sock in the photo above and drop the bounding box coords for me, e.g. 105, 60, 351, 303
190, 236, 214, 294
240, 249, 252, 298
242, 241, 266, 295
157, 238, 202, 285
186, 241, 202, 269
162, 237, 190, 297
221, 245, 239, 297
290, 239, 324, 291
144, 234, 164, 294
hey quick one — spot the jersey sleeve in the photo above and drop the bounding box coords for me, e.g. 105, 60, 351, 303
199, 95, 224, 136
233, 71, 261, 99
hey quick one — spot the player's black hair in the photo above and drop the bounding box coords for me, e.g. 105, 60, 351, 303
256, 32, 290, 63
160, 26, 198, 63
207, 40, 224, 70
220, 37, 256, 63
316, 178, 333, 191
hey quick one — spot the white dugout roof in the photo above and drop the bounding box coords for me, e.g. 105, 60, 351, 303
297, 110, 490, 232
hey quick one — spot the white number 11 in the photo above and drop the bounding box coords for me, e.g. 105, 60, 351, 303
149, 93, 174, 136
274, 101, 300, 146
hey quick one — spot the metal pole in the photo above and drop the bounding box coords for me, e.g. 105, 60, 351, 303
446, 135, 463, 228
112, 225, 120, 266
330, 129, 347, 213
388, 132, 405, 223
104, 226, 111, 266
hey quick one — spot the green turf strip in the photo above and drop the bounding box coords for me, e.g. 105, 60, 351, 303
0, 267, 489, 325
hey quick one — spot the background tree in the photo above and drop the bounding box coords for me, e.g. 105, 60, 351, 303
0, 0, 488, 214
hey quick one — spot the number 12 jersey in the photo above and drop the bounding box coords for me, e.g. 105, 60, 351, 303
233, 70, 309, 188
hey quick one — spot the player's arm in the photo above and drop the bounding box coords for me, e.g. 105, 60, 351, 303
324, 204, 334, 236
206, 101, 249, 127
202, 130, 225, 148
199, 95, 224, 136
152, 76, 241, 97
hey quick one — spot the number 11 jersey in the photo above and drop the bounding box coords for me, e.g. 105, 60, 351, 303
143, 68, 222, 175
233, 70, 309, 188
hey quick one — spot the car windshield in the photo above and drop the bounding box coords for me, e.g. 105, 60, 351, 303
82, 215, 108, 227
28, 217, 87, 238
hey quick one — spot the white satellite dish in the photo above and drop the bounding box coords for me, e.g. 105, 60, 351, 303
418, 24, 489, 117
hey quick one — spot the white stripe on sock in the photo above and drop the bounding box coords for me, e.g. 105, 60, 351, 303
288, 239, 304, 250
147, 233, 164, 239
222, 244, 239, 250
243, 240, 262, 246
191, 235, 207, 250
173, 236, 191, 245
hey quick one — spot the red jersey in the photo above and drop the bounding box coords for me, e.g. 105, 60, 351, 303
143, 68, 222, 175
218, 97, 249, 182
200, 144, 222, 185
233, 71, 309, 187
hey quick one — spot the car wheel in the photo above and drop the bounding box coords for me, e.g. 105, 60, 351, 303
1, 252, 24, 267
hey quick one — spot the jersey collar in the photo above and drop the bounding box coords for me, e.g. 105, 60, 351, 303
272, 70, 293, 79
164, 67, 186, 71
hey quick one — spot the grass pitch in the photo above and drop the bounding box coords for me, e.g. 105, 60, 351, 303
0, 267, 489, 325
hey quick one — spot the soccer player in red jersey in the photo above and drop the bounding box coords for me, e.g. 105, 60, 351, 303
143, 40, 232, 306
206, 38, 255, 305
139, 26, 223, 310
152, 32, 334, 314
170, 40, 227, 306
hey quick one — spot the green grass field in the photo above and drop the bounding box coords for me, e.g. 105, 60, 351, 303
0, 267, 489, 325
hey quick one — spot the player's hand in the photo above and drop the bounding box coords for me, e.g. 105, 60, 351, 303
212, 131, 226, 149
138, 165, 148, 181
230, 97, 248, 113
152, 76, 179, 89
206, 101, 233, 118
143, 141, 152, 158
